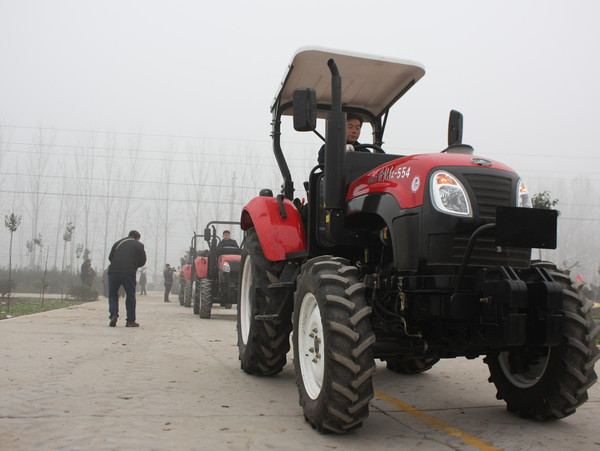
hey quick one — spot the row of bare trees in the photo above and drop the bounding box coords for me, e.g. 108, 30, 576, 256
1, 123, 596, 287
0, 125, 288, 287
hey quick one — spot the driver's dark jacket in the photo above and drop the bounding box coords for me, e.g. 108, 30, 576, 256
108, 237, 146, 276
217, 239, 239, 248
163, 268, 174, 285
317, 141, 369, 165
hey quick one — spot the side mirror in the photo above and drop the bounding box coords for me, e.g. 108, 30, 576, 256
293, 88, 317, 131
203, 227, 211, 243
448, 110, 463, 146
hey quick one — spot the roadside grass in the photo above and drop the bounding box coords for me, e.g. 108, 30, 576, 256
0, 297, 85, 320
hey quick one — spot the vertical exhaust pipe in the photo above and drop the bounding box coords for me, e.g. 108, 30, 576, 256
324, 59, 346, 211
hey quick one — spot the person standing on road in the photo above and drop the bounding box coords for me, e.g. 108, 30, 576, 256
163, 264, 174, 302
80, 259, 96, 287
107, 230, 146, 327
139, 270, 147, 295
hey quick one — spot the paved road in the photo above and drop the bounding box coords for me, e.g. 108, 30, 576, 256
2, 292, 600, 450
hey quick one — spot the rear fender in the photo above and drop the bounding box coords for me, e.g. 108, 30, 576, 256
241, 196, 306, 261
194, 256, 208, 279
182, 264, 193, 281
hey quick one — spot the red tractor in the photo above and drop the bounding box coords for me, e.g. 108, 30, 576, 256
180, 263, 193, 307
236, 48, 598, 433
183, 221, 242, 318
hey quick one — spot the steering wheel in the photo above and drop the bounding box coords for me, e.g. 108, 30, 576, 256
353, 143, 386, 154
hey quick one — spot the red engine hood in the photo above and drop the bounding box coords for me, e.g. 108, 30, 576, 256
219, 255, 241, 270
347, 153, 516, 209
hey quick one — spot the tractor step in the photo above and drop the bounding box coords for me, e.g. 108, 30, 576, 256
268, 281, 293, 289
255, 314, 280, 321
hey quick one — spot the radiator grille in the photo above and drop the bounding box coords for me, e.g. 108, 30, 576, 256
428, 173, 530, 268
464, 174, 512, 219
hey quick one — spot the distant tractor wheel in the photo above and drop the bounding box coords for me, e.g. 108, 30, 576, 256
199, 279, 213, 319
484, 262, 599, 419
178, 282, 184, 306
193, 281, 200, 315
183, 280, 192, 307
385, 357, 440, 374
237, 228, 292, 376
293, 256, 376, 434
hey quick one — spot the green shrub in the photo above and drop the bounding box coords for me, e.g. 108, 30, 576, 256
0, 267, 104, 294
66, 284, 98, 302
0, 279, 16, 297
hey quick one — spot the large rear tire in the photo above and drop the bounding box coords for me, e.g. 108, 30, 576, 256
293, 256, 375, 434
178, 281, 184, 306
193, 281, 200, 315
199, 278, 213, 319
183, 280, 192, 307
484, 262, 599, 419
237, 228, 292, 376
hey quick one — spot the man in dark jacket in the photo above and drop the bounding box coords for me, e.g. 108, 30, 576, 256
107, 230, 147, 327
217, 230, 238, 248
317, 114, 369, 165
163, 264, 174, 302
139, 270, 147, 295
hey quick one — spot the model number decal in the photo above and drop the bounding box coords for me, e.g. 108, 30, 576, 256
368, 166, 411, 184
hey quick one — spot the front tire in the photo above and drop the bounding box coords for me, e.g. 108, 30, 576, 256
293, 256, 375, 434
178, 281, 184, 306
193, 281, 200, 314
199, 279, 213, 319
183, 280, 192, 307
237, 229, 292, 376
484, 263, 599, 419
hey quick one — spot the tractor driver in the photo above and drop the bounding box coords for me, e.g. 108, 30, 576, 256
317, 113, 369, 165
217, 230, 239, 248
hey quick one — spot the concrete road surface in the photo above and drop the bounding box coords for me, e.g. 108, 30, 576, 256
2, 292, 600, 450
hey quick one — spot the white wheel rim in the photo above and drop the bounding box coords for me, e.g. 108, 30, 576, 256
298, 292, 324, 400
498, 348, 550, 389
240, 256, 253, 345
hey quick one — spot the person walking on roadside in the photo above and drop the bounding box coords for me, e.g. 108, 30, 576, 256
163, 263, 174, 302
80, 259, 96, 287
107, 230, 147, 327
139, 270, 147, 295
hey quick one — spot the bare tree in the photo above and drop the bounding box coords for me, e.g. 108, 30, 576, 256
61, 222, 75, 299
27, 127, 53, 267
74, 132, 96, 266
184, 138, 210, 234
4, 213, 22, 310
99, 132, 119, 271
151, 201, 162, 282
34, 234, 43, 269
0, 123, 13, 197
52, 177, 65, 270
160, 139, 176, 267
120, 132, 145, 236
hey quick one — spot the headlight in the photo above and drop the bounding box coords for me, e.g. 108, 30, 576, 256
430, 170, 471, 217
222, 261, 231, 273
517, 179, 532, 208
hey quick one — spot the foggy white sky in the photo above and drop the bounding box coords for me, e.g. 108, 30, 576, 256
1, 1, 599, 281
2, 1, 599, 149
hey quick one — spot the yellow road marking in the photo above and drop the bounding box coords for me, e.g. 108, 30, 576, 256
374, 389, 502, 451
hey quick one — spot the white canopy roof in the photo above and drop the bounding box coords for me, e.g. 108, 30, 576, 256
272, 46, 426, 119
